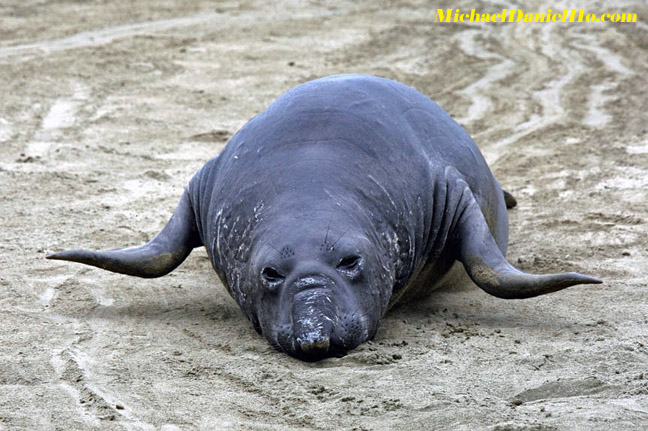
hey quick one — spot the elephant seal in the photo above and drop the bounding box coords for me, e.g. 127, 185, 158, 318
48, 74, 601, 361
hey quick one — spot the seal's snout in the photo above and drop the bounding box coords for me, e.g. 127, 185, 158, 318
297, 333, 331, 357
290, 277, 339, 361
270, 269, 372, 361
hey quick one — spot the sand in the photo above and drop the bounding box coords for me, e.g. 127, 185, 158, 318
1, 0, 647, 429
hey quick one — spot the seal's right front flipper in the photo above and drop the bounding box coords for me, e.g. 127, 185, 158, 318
47, 190, 202, 278
454, 187, 602, 299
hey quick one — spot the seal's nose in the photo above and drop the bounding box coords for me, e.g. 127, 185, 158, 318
297, 334, 331, 356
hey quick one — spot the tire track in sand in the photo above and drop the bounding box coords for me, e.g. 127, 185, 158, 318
0, 11, 222, 63
453, 1, 638, 163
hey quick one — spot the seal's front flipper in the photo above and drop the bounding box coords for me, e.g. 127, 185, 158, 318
47, 190, 201, 278
454, 189, 601, 299
503, 189, 517, 209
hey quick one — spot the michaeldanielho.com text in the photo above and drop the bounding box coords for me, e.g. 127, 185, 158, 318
436, 9, 637, 23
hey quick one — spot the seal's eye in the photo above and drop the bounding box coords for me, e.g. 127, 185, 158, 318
337, 255, 361, 271
261, 267, 285, 283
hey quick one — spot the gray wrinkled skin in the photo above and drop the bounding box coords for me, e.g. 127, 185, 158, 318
48, 74, 601, 361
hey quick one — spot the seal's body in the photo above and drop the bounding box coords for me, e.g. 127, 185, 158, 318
48, 74, 601, 360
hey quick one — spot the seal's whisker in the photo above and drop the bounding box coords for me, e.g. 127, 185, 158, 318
328, 230, 348, 252
324, 213, 333, 245
347, 302, 363, 319
265, 242, 281, 255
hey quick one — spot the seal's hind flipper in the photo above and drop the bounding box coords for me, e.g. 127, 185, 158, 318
454, 187, 601, 299
47, 190, 201, 278
503, 189, 517, 209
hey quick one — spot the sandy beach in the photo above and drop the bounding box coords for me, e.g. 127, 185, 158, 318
1, 1, 647, 429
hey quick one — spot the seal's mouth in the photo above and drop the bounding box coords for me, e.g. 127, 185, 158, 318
293, 339, 348, 362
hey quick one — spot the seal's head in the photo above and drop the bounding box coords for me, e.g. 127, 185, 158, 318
243, 214, 393, 361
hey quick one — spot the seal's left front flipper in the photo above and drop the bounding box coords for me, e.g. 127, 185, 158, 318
454, 188, 602, 299
502, 189, 517, 209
